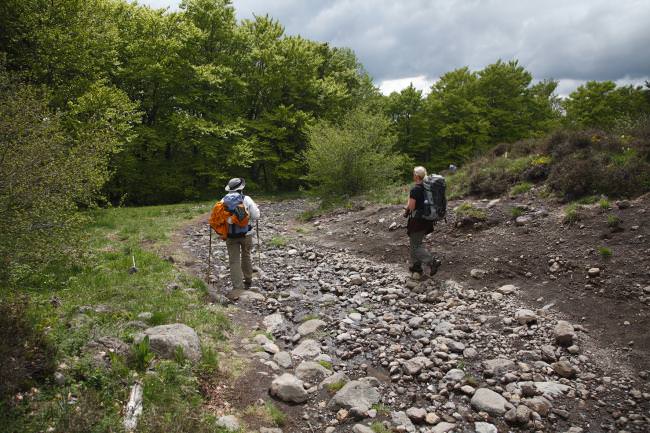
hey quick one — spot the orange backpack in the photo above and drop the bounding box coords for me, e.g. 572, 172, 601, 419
209, 200, 250, 240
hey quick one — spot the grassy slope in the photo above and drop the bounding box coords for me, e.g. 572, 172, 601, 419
4, 202, 237, 433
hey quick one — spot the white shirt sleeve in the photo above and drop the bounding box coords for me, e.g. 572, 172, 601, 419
244, 196, 260, 222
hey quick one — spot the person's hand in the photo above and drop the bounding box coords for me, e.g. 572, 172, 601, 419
403, 208, 410, 218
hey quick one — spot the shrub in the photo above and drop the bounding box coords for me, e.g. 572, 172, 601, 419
371, 422, 392, 433
599, 198, 611, 209
265, 401, 287, 427
607, 214, 621, 228
318, 360, 333, 370
510, 207, 525, 218
510, 182, 533, 196
131, 336, 154, 372
306, 107, 407, 200
599, 246, 612, 258
455, 203, 487, 222
268, 236, 287, 248
563, 203, 582, 224
326, 380, 346, 393
0, 296, 56, 402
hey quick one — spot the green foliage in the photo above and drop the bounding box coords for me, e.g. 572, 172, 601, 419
131, 336, 155, 372
607, 214, 621, 228
599, 198, 611, 209
371, 403, 391, 416
265, 401, 287, 427
510, 207, 525, 218
563, 81, 650, 130
318, 360, 333, 370
455, 203, 487, 221
325, 380, 347, 393
563, 204, 582, 224
510, 182, 533, 196
198, 345, 220, 375
371, 422, 392, 433
599, 246, 613, 258
268, 236, 288, 248
306, 107, 406, 200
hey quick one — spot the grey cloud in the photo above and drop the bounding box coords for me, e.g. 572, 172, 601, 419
232, 0, 650, 84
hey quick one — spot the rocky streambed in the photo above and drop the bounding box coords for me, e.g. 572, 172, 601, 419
178, 199, 650, 433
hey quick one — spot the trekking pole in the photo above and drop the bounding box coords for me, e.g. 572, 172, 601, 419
256, 220, 261, 270
207, 225, 212, 283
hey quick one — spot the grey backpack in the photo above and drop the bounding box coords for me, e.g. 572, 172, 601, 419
418, 174, 447, 222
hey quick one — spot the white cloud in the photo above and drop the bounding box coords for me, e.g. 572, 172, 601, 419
379, 76, 435, 96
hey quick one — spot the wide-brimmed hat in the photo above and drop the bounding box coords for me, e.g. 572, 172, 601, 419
225, 177, 245, 191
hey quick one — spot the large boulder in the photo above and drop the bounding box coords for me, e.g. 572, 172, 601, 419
135, 324, 201, 362
328, 377, 380, 412
470, 388, 512, 416
270, 373, 309, 403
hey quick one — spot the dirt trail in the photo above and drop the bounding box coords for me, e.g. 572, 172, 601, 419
173, 195, 650, 433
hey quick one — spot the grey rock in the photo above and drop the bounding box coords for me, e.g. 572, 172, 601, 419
273, 351, 293, 369
295, 361, 332, 383
552, 360, 577, 378
534, 381, 570, 398
391, 411, 416, 432
297, 319, 326, 336
291, 339, 321, 358
403, 356, 432, 375
524, 396, 552, 416
474, 422, 498, 433
263, 313, 286, 334
587, 267, 600, 277
260, 428, 283, 433
270, 373, 309, 403
54, 371, 66, 385
406, 407, 427, 423
135, 324, 201, 362
482, 358, 516, 376
352, 425, 374, 433
554, 321, 576, 346
320, 371, 349, 390
497, 284, 517, 294
329, 377, 380, 412
470, 388, 512, 416
443, 368, 465, 382
432, 422, 456, 433
470, 268, 487, 279
514, 309, 537, 325
216, 415, 240, 431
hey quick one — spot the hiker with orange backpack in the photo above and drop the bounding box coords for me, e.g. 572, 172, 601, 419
209, 178, 260, 291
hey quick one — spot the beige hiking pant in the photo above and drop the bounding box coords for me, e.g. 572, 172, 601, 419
226, 236, 253, 290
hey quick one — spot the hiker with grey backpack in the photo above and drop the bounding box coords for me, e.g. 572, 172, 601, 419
403, 166, 446, 279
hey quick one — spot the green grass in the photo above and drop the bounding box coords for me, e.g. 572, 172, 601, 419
576, 195, 599, 205
510, 181, 533, 196
371, 403, 391, 416
510, 207, 525, 218
301, 314, 319, 322
268, 235, 288, 248
455, 203, 487, 221
265, 401, 287, 427
318, 360, 333, 370
607, 214, 621, 228
326, 380, 347, 393
563, 203, 582, 224
599, 198, 611, 209
3, 201, 232, 433
371, 421, 392, 433
599, 246, 613, 258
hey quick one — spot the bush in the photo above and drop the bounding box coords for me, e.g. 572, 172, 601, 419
455, 203, 487, 222
510, 182, 533, 195
607, 214, 621, 228
510, 207, 525, 218
563, 203, 582, 224
599, 246, 612, 258
306, 107, 407, 201
0, 296, 56, 402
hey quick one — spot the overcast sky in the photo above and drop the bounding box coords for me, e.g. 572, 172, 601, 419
140, 0, 650, 96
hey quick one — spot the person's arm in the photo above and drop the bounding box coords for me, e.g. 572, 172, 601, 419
245, 196, 260, 221
403, 193, 416, 217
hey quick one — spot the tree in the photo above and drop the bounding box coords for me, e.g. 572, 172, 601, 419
305, 107, 405, 199
384, 84, 428, 159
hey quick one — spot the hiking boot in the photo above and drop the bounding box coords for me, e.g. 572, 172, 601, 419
430, 259, 442, 276
244, 280, 252, 289
409, 264, 423, 274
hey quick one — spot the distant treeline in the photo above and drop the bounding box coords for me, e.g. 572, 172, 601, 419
2, 0, 650, 207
